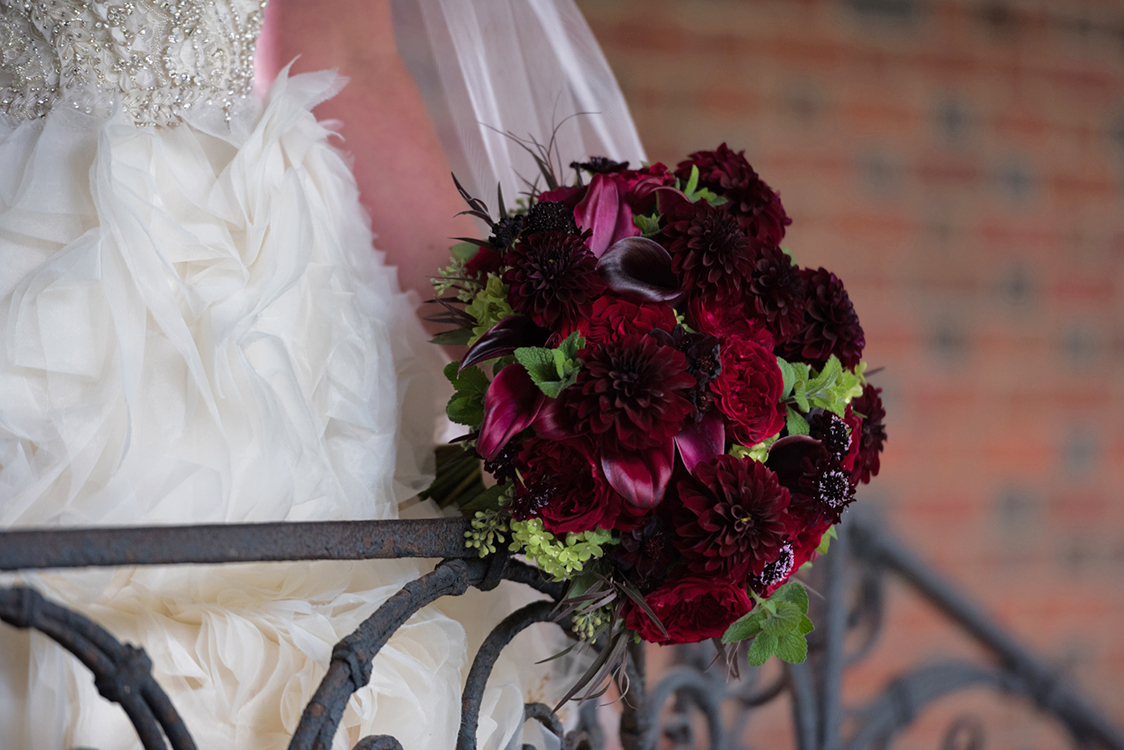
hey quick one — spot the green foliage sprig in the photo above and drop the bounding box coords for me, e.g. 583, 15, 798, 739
509, 520, 615, 580
722, 581, 814, 665
513, 332, 585, 398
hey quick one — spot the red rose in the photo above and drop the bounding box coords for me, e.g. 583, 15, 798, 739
514, 438, 631, 534
711, 336, 786, 446
624, 576, 751, 645
563, 297, 677, 346
687, 296, 775, 350
464, 246, 505, 278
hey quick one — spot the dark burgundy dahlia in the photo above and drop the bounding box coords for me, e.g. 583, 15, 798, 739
674, 143, 791, 245
782, 267, 865, 370
749, 244, 806, 344
662, 199, 755, 304
503, 230, 605, 330
850, 383, 887, 485
513, 438, 627, 534
675, 454, 793, 580
560, 334, 696, 452
614, 515, 678, 588
649, 325, 722, 417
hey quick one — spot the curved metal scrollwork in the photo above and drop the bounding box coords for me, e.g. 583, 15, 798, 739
1, 510, 1123, 750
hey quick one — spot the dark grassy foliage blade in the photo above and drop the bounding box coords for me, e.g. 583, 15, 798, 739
451, 173, 493, 226
497, 184, 508, 219
552, 629, 626, 711
450, 237, 493, 248
455, 209, 495, 223
615, 579, 667, 638
533, 641, 580, 665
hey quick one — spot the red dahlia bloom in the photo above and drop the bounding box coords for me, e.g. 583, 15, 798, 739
560, 334, 696, 452
850, 383, 887, 485
749, 243, 806, 344
674, 454, 794, 579
781, 268, 865, 370
674, 143, 791, 245
624, 575, 751, 645
662, 199, 755, 305
503, 231, 606, 330
711, 336, 786, 446
513, 438, 631, 534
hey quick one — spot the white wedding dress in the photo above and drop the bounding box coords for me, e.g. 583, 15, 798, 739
0, 2, 562, 749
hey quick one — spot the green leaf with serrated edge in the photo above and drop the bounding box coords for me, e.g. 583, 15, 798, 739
431, 328, 472, 346
537, 371, 578, 399
447, 396, 484, 427
792, 381, 810, 412
444, 360, 461, 385
762, 601, 803, 636
775, 631, 809, 664
792, 362, 810, 382
798, 615, 815, 636
457, 365, 489, 396
772, 581, 810, 614
556, 331, 585, 361
633, 213, 662, 237
514, 347, 559, 385
777, 357, 796, 401
816, 526, 837, 555
450, 241, 480, 261
721, 608, 766, 643
684, 165, 700, 196
786, 406, 810, 436
746, 632, 778, 667
551, 348, 567, 378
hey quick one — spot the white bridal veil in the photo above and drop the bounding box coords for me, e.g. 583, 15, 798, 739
391, 0, 647, 208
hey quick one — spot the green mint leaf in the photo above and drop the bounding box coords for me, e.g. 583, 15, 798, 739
798, 615, 815, 636
772, 581, 810, 614
774, 631, 809, 663
684, 164, 700, 196
446, 396, 484, 427
721, 608, 766, 643
786, 406, 810, 436
515, 347, 560, 386
443, 360, 461, 385
746, 632, 778, 667
633, 213, 662, 238
762, 601, 803, 636
556, 331, 585, 362
777, 356, 796, 401
537, 370, 578, 399
792, 381, 810, 412
816, 526, 837, 555
457, 365, 490, 398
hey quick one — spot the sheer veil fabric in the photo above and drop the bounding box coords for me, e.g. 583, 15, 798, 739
0, 1, 645, 748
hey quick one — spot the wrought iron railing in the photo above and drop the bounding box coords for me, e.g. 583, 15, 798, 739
1, 510, 1122, 750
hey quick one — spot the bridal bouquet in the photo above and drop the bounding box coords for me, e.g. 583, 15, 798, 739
427, 143, 886, 692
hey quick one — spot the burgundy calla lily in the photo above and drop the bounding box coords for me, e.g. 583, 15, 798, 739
597, 237, 684, 305
575, 173, 641, 258
601, 439, 676, 509
478, 364, 545, 461
461, 316, 551, 371
674, 409, 726, 474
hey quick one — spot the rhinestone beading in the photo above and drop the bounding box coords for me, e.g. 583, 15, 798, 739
0, 0, 268, 127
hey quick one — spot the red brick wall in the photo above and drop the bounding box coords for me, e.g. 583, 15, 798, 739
577, 0, 1124, 744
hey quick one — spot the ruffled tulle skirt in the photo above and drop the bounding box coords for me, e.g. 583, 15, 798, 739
0, 70, 549, 750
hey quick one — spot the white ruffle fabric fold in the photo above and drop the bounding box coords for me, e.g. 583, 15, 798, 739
0, 69, 548, 750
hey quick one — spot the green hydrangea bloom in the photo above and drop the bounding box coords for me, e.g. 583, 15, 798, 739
465, 275, 514, 343
508, 519, 615, 581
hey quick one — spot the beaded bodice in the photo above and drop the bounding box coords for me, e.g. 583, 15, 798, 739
0, 0, 267, 126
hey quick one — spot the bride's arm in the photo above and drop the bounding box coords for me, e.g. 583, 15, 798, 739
267, 0, 475, 308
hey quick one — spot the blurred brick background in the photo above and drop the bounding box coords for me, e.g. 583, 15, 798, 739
575, 0, 1124, 746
